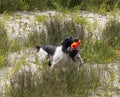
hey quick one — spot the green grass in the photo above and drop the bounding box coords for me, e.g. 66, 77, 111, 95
0, 21, 9, 68
81, 39, 116, 64
102, 19, 120, 49
0, 0, 119, 14
6, 64, 101, 97
26, 17, 85, 46
35, 15, 47, 23
45, 17, 85, 45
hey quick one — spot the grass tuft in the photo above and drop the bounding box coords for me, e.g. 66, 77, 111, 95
45, 17, 85, 45
81, 39, 116, 64
0, 21, 9, 68
6, 64, 101, 97
102, 19, 120, 49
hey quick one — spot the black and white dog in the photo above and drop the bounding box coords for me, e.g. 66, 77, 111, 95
36, 36, 83, 70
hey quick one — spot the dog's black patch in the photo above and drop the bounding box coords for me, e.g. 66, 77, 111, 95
36, 45, 56, 56
62, 36, 74, 53
67, 47, 80, 62
36, 46, 41, 52
62, 36, 80, 53
42, 45, 56, 56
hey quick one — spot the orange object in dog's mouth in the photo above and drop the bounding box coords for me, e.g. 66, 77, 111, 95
71, 40, 81, 49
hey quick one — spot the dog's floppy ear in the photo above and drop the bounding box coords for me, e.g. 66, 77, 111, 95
61, 36, 73, 44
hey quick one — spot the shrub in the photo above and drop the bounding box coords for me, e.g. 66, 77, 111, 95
0, 0, 51, 13
7, 64, 101, 97
1, 0, 119, 13
102, 19, 120, 49
0, 21, 9, 55
9, 38, 26, 52
45, 17, 85, 45
27, 17, 85, 47
0, 54, 4, 68
50, 0, 120, 13
0, 21, 9, 67
0, 0, 18, 13
81, 38, 116, 64
35, 15, 47, 23
27, 29, 47, 47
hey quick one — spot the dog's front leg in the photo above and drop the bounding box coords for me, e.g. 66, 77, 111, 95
76, 54, 83, 67
79, 57, 83, 67
50, 57, 62, 70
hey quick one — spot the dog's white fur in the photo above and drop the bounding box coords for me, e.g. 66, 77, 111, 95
37, 48, 48, 62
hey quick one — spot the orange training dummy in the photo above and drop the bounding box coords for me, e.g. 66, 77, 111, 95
71, 41, 81, 49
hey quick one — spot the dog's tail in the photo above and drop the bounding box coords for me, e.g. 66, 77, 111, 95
36, 45, 41, 52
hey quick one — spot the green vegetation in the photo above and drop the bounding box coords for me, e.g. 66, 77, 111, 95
0, 0, 51, 13
0, 1, 120, 96
35, 15, 47, 23
102, 19, 120, 49
81, 39, 116, 64
27, 17, 85, 46
0, 0, 120, 13
0, 21, 9, 68
27, 29, 47, 47
6, 64, 101, 97
45, 17, 85, 45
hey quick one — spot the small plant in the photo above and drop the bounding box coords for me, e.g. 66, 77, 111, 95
35, 15, 47, 23
26, 17, 85, 47
72, 14, 88, 25
0, 21, 9, 55
0, 21, 9, 68
6, 63, 101, 97
81, 39, 116, 64
45, 17, 85, 45
0, 54, 4, 68
102, 19, 120, 49
99, 0, 109, 14
27, 29, 47, 47
18, 0, 29, 11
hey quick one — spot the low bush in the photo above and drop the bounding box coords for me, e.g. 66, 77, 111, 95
27, 17, 85, 47
0, 0, 119, 13
7, 64, 100, 97
27, 29, 47, 47
0, 21, 9, 55
45, 17, 85, 45
0, 21, 9, 68
81, 39, 116, 64
102, 19, 120, 49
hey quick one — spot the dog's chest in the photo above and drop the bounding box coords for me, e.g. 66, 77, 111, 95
53, 46, 72, 66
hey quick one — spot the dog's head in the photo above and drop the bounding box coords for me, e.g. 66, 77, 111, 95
62, 36, 79, 53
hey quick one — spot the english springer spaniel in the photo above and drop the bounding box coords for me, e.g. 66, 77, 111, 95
36, 36, 83, 70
